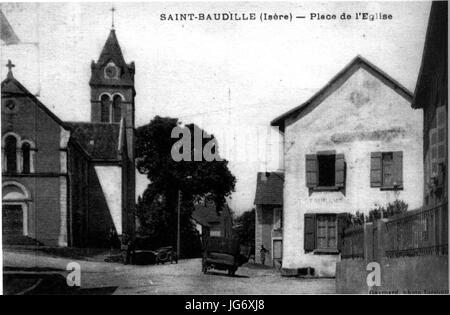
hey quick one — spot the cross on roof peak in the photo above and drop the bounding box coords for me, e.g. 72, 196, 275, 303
111, 6, 116, 29
6, 59, 15, 78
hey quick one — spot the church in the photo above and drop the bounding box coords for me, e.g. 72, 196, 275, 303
1, 27, 136, 247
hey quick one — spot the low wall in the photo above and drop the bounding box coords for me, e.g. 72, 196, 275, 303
336, 256, 449, 294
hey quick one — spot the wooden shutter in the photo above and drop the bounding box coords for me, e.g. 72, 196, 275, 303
393, 151, 403, 188
335, 154, 345, 187
304, 213, 316, 252
305, 154, 318, 188
370, 152, 382, 187
337, 213, 350, 252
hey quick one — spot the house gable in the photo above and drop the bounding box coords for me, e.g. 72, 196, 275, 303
286, 66, 418, 143
271, 56, 413, 132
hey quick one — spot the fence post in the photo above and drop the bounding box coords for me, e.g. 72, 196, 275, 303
364, 223, 374, 263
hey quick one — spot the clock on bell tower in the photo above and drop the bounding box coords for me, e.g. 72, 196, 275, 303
89, 29, 135, 126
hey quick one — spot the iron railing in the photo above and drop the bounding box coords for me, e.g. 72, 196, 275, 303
340, 203, 448, 259
385, 203, 448, 258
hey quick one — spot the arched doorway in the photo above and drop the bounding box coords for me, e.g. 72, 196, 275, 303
2, 182, 30, 240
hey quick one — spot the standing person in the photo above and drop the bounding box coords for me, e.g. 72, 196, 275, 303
260, 245, 269, 266
109, 228, 117, 253
126, 237, 135, 265
121, 233, 129, 264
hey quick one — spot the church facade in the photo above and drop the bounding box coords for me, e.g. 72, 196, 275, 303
1, 29, 136, 247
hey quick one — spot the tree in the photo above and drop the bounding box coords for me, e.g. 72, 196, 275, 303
234, 208, 255, 254
347, 200, 409, 227
135, 116, 236, 257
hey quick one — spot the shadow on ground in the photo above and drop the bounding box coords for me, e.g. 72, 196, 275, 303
3, 273, 118, 295
204, 271, 249, 278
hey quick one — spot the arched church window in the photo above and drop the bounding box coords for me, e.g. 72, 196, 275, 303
22, 143, 31, 174
101, 94, 111, 122
5, 135, 17, 172
113, 95, 122, 122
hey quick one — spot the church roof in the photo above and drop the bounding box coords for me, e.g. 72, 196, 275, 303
1, 74, 68, 129
1, 75, 29, 95
64, 122, 121, 161
89, 29, 135, 88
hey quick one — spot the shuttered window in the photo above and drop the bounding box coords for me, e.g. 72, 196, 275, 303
382, 152, 394, 187
305, 153, 346, 189
304, 214, 316, 252
370, 152, 382, 187
304, 213, 349, 253
316, 214, 337, 250
305, 154, 318, 188
335, 154, 345, 187
371, 151, 403, 189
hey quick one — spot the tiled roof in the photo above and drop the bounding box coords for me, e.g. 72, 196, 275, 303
192, 202, 229, 227
1, 75, 68, 128
254, 172, 284, 205
65, 122, 121, 160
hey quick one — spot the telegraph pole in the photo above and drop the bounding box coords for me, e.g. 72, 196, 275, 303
177, 189, 182, 259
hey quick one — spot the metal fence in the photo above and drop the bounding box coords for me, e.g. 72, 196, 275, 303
341, 203, 448, 259
385, 203, 448, 258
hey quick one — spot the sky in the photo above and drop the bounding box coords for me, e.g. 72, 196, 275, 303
0, 1, 431, 214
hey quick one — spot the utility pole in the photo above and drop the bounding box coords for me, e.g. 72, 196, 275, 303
177, 189, 182, 259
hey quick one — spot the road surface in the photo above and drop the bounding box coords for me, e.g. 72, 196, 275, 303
3, 249, 336, 294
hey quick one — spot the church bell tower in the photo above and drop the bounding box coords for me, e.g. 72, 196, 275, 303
89, 28, 135, 125
89, 18, 136, 238
89, 25, 135, 161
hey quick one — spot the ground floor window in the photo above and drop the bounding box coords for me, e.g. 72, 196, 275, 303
316, 214, 337, 250
304, 213, 341, 253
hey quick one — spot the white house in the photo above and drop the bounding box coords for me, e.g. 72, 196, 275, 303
271, 56, 423, 277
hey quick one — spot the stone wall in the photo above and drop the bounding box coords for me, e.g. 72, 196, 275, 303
336, 256, 449, 294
